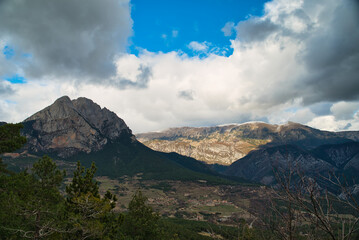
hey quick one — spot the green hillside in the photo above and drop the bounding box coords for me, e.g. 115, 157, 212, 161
62, 137, 238, 185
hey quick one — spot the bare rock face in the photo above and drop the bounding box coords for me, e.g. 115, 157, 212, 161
22, 96, 133, 158
137, 122, 359, 165
136, 124, 273, 165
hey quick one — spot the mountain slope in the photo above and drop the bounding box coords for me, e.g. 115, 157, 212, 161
225, 142, 359, 187
225, 144, 335, 185
137, 122, 358, 165
19, 96, 235, 183
311, 142, 359, 168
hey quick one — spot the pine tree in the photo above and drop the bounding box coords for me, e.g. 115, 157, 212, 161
0, 123, 27, 155
65, 161, 121, 240
0, 123, 26, 174
122, 190, 162, 240
0, 156, 67, 239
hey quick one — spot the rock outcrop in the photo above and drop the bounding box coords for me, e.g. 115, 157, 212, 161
22, 96, 134, 158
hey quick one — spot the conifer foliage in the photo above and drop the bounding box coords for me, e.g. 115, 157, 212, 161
122, 190, 161, 240
65, 161, 121, 240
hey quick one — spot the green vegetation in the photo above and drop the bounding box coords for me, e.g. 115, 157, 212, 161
0, 156, 163, 239
0, 123, 27, 155
65, 139, 238, 185
0, 124, 161, 239
2, 123, 359, 239
150, 181, 175, 192
158, 218, 277, 240
121, 190, 161, 239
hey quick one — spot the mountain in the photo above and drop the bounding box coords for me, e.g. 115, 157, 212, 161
137, 122, 358, 165
18, 96, 236, 183
311, 142, 359, 168
226, 142, 359, 187
226, 144, 335, 185
22, 96, 133, 158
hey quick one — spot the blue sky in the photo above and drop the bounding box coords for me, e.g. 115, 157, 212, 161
129, 0, 269, 56
5, 74, 26, 84
3, 45, 15, 59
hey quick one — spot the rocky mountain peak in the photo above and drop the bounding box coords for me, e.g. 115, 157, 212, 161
22, 96, 134, 158
26, 95, 76, 121
71, 97, 131, 140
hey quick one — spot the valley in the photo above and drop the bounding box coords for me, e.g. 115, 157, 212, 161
2, 154, 265, 226
2, 96, 359, 239
96, 176, 266, 225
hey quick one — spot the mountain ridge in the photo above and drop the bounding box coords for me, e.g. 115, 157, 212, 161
14, 96, 238, 184
137, 122, 358, 165
225, 141, 359, 188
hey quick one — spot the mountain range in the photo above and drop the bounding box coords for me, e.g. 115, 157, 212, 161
2, 96, 359, 189
137, 122, 359, 187
9, 96, 234, 184
137, 122, 359, 164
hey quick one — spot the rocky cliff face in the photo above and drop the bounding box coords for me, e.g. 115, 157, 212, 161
22, 96, 134, 158
137, 122, 358, 165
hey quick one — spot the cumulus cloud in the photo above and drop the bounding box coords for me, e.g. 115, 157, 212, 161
230, 0, 359, 123
1, 0, 359, 133
330, 101, 359, 120
299, 0, 359, 104
0, 0, 132, 82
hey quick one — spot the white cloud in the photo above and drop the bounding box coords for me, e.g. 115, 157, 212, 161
221, 22, 235, 37
307, 115, 359, 132
330, 101, 359, 120
187, 41, 209, 52
1, 0, 359, 134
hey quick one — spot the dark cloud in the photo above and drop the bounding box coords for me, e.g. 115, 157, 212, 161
299, 0, 359, 104
178, 90, 194, 100
116, 65, 152, 89
0, 0, 132, 81
236, 0, 359, 107
0, 81, 14, 96
309, 102, 333, 116
236, 18, 280, 43
236, 8, 313, 43
299, 0, 359, 105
